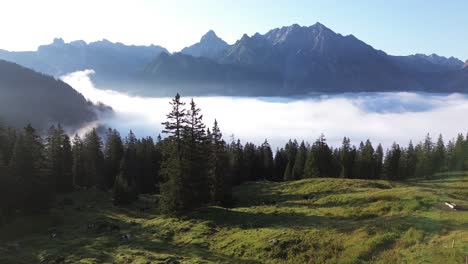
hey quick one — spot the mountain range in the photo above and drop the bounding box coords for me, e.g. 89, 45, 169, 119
0, 38, 167, 87
0, 23, 467, 96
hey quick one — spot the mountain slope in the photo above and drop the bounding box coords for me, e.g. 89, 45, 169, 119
0, 60, 108, 129
181, 30, 229, 60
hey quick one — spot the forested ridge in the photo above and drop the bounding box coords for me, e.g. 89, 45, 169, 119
0, 59, 109, 129
0, 93, 466, 218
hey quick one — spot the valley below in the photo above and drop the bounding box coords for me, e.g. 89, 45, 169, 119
64, 70, 468, 149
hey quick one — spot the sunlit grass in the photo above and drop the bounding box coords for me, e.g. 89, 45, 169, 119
0, 173, 467, 263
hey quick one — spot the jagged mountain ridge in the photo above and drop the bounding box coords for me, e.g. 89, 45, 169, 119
0, 23, 466, 96
144, 23, 465, 94
181, 30, 229, 60
0, 38, 168, 85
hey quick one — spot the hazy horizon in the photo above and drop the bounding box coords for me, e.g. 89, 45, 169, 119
62, 69, 468, 150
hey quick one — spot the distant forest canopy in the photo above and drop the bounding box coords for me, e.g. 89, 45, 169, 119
0, 60, 112, 130
1, 23, 467, 96
0, 94, 466, 217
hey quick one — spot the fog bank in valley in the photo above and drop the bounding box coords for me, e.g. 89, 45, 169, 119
62, 70, 468, 150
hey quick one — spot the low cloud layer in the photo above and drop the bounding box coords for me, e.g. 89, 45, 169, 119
62, 70, 468, 150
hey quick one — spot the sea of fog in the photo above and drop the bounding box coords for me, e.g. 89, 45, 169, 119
62, 70, 468, 150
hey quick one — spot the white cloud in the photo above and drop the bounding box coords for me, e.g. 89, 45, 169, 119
62, 70, 468, 150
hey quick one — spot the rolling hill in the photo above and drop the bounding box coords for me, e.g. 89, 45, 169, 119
0, 172, 466, 263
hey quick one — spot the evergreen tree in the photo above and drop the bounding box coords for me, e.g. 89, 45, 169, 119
113, 139, 138, 205
383, 143, 401, 180
354, 140, 376, 179
136, 137, 159, 193
162, 93, 186, 151
45, 124, 73, 193
446, 139, 456, 171
304, 134, 338, 178
159, 94, 190, 215
433, 134, 446, 173
283, 140, 299, 181
82, 128, 104, 187
260, 140, 274, 180
184, 98, 209, 205
159, 144, 186, 215
243, 143, 257, 181
9, 125, 51, 211
415, 134, 434, 178
273, 148, 287, 182
292, 141, 307, 180
208, 120, 230, 204
103, 128, 124, 190
72, 134, 86, 187
119, 131, 139, 193
374, 144, 384, 178
0, 127, 17, 165
0, 121, 6, 164
228, 139, 244, 185
339, 137, 355, 178
405, 141, 418, 178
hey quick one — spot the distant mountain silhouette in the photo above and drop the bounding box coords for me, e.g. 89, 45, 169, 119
181, 30, 229, 60
0, 38, 168, 85
0, 24, 467, 96
143, 23, 467, 95
0, 60, 110, 129
390, 53, 464, 73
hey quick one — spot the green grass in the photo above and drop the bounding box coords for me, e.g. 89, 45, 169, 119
0, 172, 467, 263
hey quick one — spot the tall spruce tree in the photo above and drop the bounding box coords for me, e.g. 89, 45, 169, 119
383, 143, 401, 180
82, 128, 104, 187
103, 128, 124, 190
283, 140, 299, 181
208, 120, 230, 204
304, 135, 338, 178
339, 137, 355, 178
72, 134, 86, 187
160, 94, 191, 215
228, 139, 244, 185
374, 144, 384, 178
405, 141, 418, 178
415, 134, 434, 178
273, 148, 287, 182
45, 124, 73, 193
260, 140, 274, 180
243, 143, 257, 181
113, 135, 138, 205
292, 141, 307, 180
184, 99, 209, 205
9, 125, 51, 211
433, 134, 446, 173
136, 137, 159, 193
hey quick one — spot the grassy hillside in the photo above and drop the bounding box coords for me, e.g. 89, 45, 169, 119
0, 172, 467, 263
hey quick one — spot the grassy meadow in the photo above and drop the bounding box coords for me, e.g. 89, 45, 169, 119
0, 172, 467, 263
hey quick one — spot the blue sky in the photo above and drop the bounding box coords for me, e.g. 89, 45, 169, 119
1, 0, 467, 60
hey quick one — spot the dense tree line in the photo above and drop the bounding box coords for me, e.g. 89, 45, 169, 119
1, 94, 468, 217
